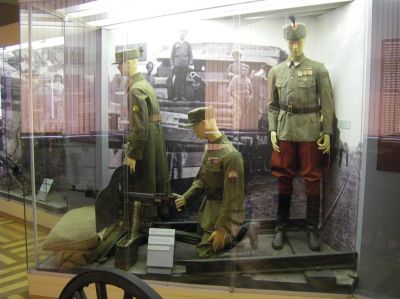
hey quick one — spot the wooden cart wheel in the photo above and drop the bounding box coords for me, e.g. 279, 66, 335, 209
58, 268, 162, 299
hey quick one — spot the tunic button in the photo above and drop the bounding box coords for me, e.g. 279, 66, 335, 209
289, 88, 293, 92
290, 76, 294, 79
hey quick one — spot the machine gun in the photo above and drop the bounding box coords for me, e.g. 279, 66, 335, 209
95, 165, 174, 232
0, 150, 28, 192
95, 165, 176, 269
96, 166, 258, 270
114, 191, 176, 270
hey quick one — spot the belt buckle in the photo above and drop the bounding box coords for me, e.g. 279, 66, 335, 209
287, 105, 293, 116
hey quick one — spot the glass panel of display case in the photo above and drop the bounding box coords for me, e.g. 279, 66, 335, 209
0, 47, 23, 199
19, 0, 98, 270
20, 0, 367, 294
18, 1, 66, 271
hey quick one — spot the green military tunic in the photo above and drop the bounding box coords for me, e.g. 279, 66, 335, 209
183, 134, 245, 258
267, 54, 334, 141
126, 72, 170, 196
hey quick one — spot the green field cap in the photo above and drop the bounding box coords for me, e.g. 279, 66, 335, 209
112, 49, 139, 64
183, 106, 214, 127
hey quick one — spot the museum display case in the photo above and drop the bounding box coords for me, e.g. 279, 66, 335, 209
5, 0, 399, 298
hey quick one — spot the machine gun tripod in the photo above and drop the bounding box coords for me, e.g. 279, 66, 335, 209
95, 165, 258, 270
94, 165, 176, 269
114, 191, 177, 270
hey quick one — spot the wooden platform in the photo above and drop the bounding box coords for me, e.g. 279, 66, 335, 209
36, 229, 356, 295
0, 199, 357, 298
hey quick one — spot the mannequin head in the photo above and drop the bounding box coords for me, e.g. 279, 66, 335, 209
117, 58, 139, 77
288, 38, 305, 61
193, 117, 220, 140
283, 17, 307, 61
113, 48, 139, 77
185, 106, 222, 141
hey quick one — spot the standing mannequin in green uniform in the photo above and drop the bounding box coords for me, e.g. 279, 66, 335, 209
267, 17, 334, 251
114, 49, 170, 221
174, 106, 245, 258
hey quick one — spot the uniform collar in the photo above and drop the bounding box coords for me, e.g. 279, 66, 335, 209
205, 134, 228, 151
127, 73, 144, 89
286, 54, 306, 68
209, 134, 226, 144
206, 143, 228, 151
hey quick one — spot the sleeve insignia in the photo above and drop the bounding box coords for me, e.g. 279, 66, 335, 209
132, 105, 140, 113
228, 170, 238, 184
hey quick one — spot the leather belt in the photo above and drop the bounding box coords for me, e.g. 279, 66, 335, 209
280, 104, 320, 115
206, 195, 223, 201
206, 192, 223, 201
149, 114, 162, 122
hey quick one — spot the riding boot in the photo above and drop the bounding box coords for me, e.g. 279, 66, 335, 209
272, 194, 291, 250
306, 194, 321, 251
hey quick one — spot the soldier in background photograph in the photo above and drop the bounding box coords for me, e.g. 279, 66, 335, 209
228, 64, 255, 130
225, 50, 250, 81
170, 29, 193, 101
267, 16, 334, 251
143, 61, 155, 87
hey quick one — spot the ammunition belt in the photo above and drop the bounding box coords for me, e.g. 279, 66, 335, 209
149, 114, 162, 122
280, 104, 320, 115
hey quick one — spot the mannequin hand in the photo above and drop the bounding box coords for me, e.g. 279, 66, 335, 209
270, 131, 280, 152
317, 133, 330, 154
173, 193, 186, 211
208, 230, 227, 252
123, 157, 136, 174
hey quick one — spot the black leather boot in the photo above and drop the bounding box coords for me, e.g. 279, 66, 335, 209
272, 194, 291, 250
272, 230, 285, 250
307, 230, 320, 251
306, 195, 321, 251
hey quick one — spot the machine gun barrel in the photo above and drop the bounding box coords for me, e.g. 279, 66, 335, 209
0, 150, 20, 174
125, 192, 175, 205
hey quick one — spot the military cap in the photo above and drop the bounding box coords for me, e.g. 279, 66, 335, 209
183, 106, 214, 127
283, 22, 307, 41
112, 49, 139, 64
